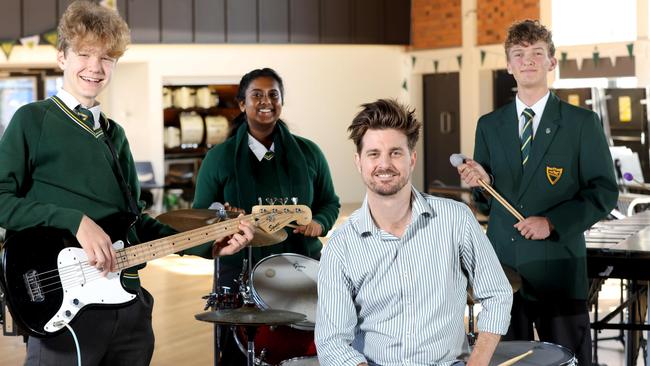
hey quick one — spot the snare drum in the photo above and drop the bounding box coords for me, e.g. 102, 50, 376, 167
235, 254, 319, 365
279, 356, 320, 365
490, 341, 576, 366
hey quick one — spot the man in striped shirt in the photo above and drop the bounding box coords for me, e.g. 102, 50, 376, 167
316, 99, 513, 366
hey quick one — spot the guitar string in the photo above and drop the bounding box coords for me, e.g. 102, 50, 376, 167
29, 212, 271, 278
32, 212, 293, 295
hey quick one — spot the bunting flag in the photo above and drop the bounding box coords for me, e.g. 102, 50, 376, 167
592, 48, 600, 67
411, 56, 416, 67
100, 0, 118, 10
480, 50, 486, 65
42, 29, 58, 47
20, 35, 40, 49
560, 52, 568, 66
433, 60, 439, 73
627, 43, 634, 58
401, 79, 408, 91
1, 40, 15, 60
456, 55, 462, 68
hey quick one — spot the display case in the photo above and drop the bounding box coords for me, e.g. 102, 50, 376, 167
162, 83, 240, 208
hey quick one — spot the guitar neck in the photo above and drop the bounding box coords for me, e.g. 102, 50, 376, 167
115, 214, 256, 270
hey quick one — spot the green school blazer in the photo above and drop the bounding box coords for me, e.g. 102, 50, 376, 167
472, 93, 618, 300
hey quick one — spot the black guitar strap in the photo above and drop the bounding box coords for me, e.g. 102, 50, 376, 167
99, 116, 141, 217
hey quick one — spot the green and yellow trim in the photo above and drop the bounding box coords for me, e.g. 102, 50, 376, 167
50, 96, 104, 138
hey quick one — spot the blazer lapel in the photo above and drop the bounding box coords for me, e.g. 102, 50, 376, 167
496, 102, 523, 186
516, 93, 561, 200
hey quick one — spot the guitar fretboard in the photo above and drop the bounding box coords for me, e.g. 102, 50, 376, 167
114, 214, 258, 270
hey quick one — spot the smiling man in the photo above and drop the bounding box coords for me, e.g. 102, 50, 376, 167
0, 1, 253, 365
456, 20, 617, 365
315, 99, 512, 366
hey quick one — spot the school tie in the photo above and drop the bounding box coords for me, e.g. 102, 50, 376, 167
76, 106, 95, 130
520, 108, 534, 168
263, 151, 274, 161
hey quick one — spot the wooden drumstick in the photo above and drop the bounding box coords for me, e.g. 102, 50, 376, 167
450, 154, 525, 222
497, 349, 533, 366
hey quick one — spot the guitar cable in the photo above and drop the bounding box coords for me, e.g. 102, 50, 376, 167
53, 321, 82, 366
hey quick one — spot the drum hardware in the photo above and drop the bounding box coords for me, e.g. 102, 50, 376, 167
467, 266, 521, 346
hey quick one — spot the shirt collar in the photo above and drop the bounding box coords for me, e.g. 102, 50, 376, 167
354, 186, 435, 237
515, 91, 550, 120
247, 133, 275, 161
56, 88, 102, 126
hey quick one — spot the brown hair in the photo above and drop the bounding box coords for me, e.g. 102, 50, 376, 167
504, 19, 555, 58
57, 0, 130, 58
348, 99, 421, 153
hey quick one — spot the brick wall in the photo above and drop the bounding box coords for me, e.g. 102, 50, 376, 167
477, 0, 539, 45
411, 0, 540, 49
412, 0, 462, 49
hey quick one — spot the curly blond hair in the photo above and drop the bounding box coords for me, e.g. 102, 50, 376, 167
57, 0, 130, 58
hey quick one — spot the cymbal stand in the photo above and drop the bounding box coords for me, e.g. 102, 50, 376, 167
467, 303, 477, 346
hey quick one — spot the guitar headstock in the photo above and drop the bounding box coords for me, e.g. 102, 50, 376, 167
251, 205, 312, 234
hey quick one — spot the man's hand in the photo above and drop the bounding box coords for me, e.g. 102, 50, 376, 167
514, 216, 553, 240
293, 220, 323, 237
75, 215, 116, 276
212, 216, 255, 257
457, 159, 491, 188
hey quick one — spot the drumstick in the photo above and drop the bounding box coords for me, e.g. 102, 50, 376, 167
497, 349, 533, 366
450, 153, 525, 222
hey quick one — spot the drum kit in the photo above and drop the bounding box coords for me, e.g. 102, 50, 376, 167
157, 208, 319, 366
158, 207, 579, 366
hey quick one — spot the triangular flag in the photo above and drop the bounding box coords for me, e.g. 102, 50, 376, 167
1, 40, 15, 60
560, 52, 568, 65
411, 56, 416, 67
456, 55, 462, 68
610, 55, 617, 68
575, 56, 583, 71
592, 48, 600, 67
433, 60, 439, 73
480, 50, 486, 65
42, 29, 58, 47
20, 35, 40, 49
401, 79, 408, 91
100, 0, 118, 10
627, 43, 634, 58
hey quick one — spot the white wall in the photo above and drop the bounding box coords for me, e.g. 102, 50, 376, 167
1, 44, 409, 204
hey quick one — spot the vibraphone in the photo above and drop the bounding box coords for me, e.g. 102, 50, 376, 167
586, 211, 650, 366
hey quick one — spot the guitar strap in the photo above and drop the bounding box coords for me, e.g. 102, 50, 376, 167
99, 116, 141, 217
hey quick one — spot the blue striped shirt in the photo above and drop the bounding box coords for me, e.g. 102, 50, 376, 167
316, 188, 512, 366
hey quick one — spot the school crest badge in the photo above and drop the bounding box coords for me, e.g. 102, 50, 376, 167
546, 166, 563, 185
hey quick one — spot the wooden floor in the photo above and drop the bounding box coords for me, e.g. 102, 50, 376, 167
0, 255, 217, 366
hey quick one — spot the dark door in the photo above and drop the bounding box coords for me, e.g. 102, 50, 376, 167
493, 69, 517, 110
605, 88, 649, 182
423, 72, 460, 190
552, 88, 593, 110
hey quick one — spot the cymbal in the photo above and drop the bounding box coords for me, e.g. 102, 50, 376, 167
156, 209, 288, 247
467, 265, 521, 305
195, 306, 306, 326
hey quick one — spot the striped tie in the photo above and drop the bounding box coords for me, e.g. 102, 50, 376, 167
520, 108, 534, 167
76, 106, 95, 130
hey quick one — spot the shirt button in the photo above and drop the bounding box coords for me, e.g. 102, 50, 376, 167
511, 237, 515, 242
519, 204, 524, 209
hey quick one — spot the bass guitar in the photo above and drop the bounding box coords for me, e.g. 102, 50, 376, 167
0, 204, 310, 338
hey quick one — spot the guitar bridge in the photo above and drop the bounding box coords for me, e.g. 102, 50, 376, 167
23, 270, 44, 302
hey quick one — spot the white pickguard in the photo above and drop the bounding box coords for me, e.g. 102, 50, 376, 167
44, 241, 136, 333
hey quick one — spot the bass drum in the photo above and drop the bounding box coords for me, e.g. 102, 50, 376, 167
490, 341, 576, 365
236, 254, 319, 365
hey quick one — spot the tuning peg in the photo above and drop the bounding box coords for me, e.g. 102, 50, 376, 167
265, 197, 276, 205
258, 197, 262, 205
279, 197, 288, 205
